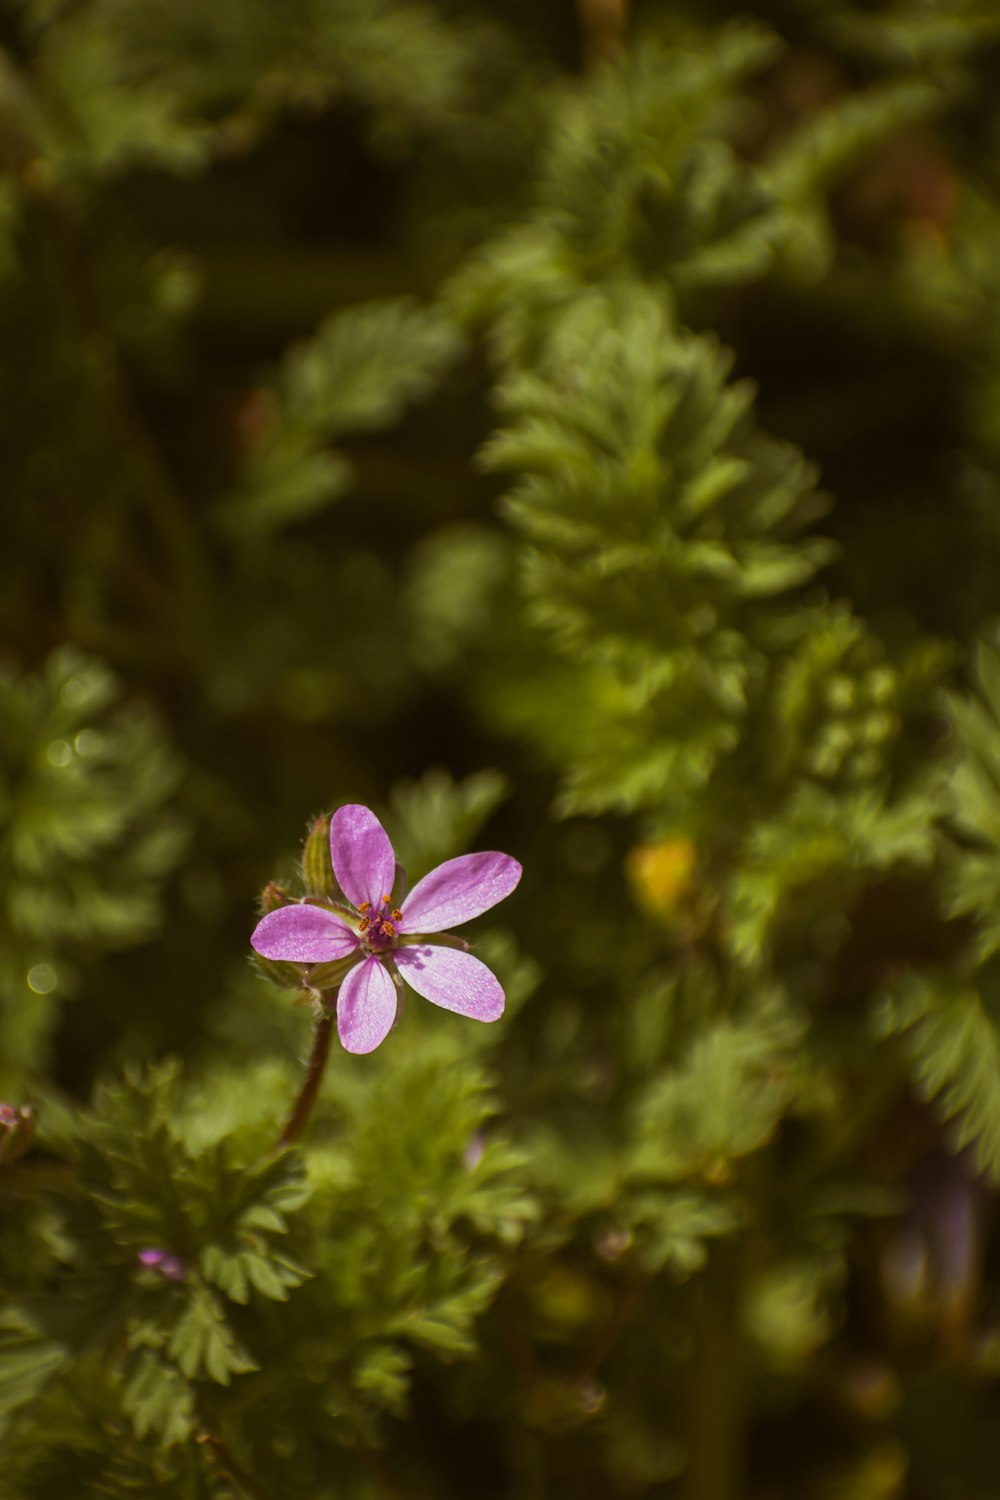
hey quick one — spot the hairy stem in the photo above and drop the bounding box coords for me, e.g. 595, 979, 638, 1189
576, 0, 629, 64
276, 1006, 334, 1150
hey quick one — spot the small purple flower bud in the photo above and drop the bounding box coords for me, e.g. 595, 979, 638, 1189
0, 1103, 34, 1166
137, 1247, 186, 1282
463, 1132, 486, 1172
595, 1225, 633, 1262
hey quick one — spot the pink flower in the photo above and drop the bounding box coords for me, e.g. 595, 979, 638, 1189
251, 805, 522, 1055
137, 1247, 186, 1281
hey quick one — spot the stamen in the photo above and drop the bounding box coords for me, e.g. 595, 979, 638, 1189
359, 916, 370, 932
383, 922, 395, 937
391, 908, 403, 922
358, 901, 371, 913
381, 895, 391, 906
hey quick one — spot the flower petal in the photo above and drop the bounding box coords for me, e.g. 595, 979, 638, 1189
336, 955, 398, 1054
330, 804, 397, 912
394, 945, 504, 1022
399, 852, 521, 933
251, 904, 359, 962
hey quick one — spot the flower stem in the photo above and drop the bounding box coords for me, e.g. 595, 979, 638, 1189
684, 1263, 746, 1500
576, 0, 629, 64
276, 1005, 334, 1150
198, 1433, 275, 1500
572, 1276, 647, 1390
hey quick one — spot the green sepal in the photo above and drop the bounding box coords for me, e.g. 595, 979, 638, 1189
258, 882, 291, 914
397, 932, 469, 952
251, 953, 305, 991
302, 814, 341, 899
305, 953, 360, 993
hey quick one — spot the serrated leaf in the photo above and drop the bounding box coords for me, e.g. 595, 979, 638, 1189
199, 1245, 249, 1305
876, 974, 1000, 1181
121, 1350, 195, 1447
242, 1251, 290, 1301
166, 1284, 257, 1386
945, 635, 1000, 956
221, 298, 463, 537
632, 998, 808, 1182
625, 1190, 742, 1276
0, 1311, 66, 1433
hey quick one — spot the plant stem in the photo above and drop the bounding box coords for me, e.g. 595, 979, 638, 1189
576, 0, 629, 64
684, 1263, 746, 1500
198, 1432, 276, 1500
572, 1277, 647, 1390
496, 1283, 542, 1389
276, 1007, 334, 1150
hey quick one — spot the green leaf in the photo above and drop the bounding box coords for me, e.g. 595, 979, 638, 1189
220, 298, 463, 537
121, 1350, 196, 1447
167, 1283, 257, 1385
0, 652, 186, 1084
0, 1310, 66, 1435
945, 635, 1000, 957
726, 782, 938, 966
387, 1264, 504, 1357
631, 986, 810, 1182
875, 973, 1000, 1181
280, 297, 463, 438
624, 1191, 742, 1277
482, 283, 832, 817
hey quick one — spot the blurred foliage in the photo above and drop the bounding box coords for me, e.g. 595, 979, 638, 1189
4, 0, 1000, 1496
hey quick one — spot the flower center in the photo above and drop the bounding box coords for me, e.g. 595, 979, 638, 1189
358, 896, 403, 952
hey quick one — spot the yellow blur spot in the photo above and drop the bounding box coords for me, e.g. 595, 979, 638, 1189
626, 837, 697, 921
528, 1265, 604, 1330
844, 1443, 909, 1500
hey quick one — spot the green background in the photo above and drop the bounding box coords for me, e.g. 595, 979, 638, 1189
3, 1, 1000, 1496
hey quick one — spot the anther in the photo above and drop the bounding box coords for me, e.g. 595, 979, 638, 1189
359, 916, 370, 932
392, 908, 403, 922
383, 922, 395, 937
358, 901, 371, 913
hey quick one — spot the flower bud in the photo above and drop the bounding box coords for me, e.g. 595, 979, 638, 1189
0, 1104, 34, 1166
260, 882, 290, 914
138, 1247, 186, 1282
301, 815, 340, 899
